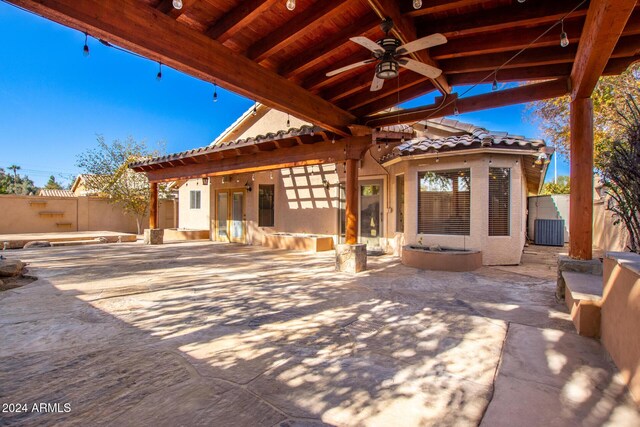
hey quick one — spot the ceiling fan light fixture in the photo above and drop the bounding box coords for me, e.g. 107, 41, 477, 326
376, 60, 399, 80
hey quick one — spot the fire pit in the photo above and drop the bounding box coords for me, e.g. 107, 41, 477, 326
402, 245, 482, 272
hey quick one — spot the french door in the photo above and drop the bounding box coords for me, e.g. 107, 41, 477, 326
215, 189, 246, 243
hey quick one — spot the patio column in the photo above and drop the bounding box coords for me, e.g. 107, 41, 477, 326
569, 97, 594, 260
345, 158, 358, 245
149, 181, 158, 229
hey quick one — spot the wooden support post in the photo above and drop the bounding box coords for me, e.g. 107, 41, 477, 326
569, 98, 594, 260
345, 159, 358, 245
149, 181, 158, 230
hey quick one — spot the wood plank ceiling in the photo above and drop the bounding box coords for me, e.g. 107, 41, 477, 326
9, 0, 640, 134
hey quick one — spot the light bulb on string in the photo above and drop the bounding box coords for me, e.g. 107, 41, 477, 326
453, 103, 459, 116
413, 0, 422, 9
252, 102, 258, 116
560, 20, 569, 48
492, 77, 498, 91
385, 141, 389, 149
286, 0, 296, 11
83, 33, 90, 57
172, 0, 183, 9
286, 113, 290, 128
377, 144, 381, 152
156, 62, 162, 81
213, 83, 218, 102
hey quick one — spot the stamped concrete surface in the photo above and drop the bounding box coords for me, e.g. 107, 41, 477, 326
0, 242, 638, 426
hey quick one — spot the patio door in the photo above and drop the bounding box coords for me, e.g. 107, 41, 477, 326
215, 189, 245, 243
360, 180, 383, 250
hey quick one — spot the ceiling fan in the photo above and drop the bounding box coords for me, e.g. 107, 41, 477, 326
326, 18, 447, 92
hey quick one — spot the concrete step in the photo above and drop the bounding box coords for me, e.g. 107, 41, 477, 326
563, 271, 603, 338
50, 239, 106, 247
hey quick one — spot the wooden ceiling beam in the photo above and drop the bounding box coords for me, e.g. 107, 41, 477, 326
571, 0, 637, 99
205, 0, 277, 44
363, 78, 570, 128
278, 12, 380, 79
419, 0, 590, 39
431, 18, 586, 60
247, 0, 354, 63
304, 52, 374, 92
448, 64, 573, 86
140, 136, 373, 182
441, 34, 640, 75
8, 0, 355, 136
366, 0, 451, 94
320, 68, 401, 103
353, 80, 436, 118
339, 73, 428, 111
403, 0, 486, 17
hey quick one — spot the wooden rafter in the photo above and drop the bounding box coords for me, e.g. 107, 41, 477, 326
363, 78, 570, 128
205, 0, 277, 43
278, 13, 380, 78
419, 0, 590, 38
570, 0, 637, 99
403, 0, 486, 17
366, 0, 451, 94
247, 0, 354, 63
9, 0, 355, 136
339, 73, 428, 111
449, 64, 573, 86
140, 136, 372, 183
352, 80, 435, 118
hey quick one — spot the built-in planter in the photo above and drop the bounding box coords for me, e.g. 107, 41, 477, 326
263, 233, 334, 252
163, 228, 210, 241
402, 245, 482, 272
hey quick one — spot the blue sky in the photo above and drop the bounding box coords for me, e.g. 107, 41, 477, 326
0, 2, 568, 187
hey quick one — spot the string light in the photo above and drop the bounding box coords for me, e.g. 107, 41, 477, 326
413, 0, 422, 9
83, 33, 89, 57
492, 76, 498, 91
286, 113, 290, 128
251, 173, 255, 181
213, 83, 218, 102
156, 62, 162, 81
385, 141, 389, 149
286, 0, 296, 11
377, 144, 381, 152
435, 153, 440, 163
331, 135, 335, 144
453, 102, 459, 116
270, 171, 273, 180
172, 0, 183, 9
560, 20, 570, 48
252, 102, 258, 116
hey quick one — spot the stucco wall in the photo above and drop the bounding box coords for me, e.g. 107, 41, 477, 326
528, 195, 570, 242
601, 253, 640, 404
177, 152, 528, 265
235, 109, 309, 141
400, 153, 526, 265
178, 179, 211, 230
0, 194, 175, 234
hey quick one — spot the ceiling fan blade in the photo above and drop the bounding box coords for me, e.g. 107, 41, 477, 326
396, 33, 447, 55
370, 75, 384, 92
398, 58, 442, 79
326, 60, 372, 77
350, 36, 384, 54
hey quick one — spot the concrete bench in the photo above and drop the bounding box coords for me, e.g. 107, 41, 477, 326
563, 271, 603, 338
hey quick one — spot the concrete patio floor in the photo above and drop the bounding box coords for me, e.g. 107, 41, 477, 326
1, 242, 638, 426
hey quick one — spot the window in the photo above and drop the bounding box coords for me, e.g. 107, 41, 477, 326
418, 169, 470, 235
258, 184, 275, 227
396, 175, 404, 232
189, 190, 201, 209
489, 168, 510, 236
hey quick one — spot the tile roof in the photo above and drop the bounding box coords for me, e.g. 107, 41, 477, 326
130, 125, 321, 168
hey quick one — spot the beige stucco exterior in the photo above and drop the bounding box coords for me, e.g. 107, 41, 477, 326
0, 194, 175, 234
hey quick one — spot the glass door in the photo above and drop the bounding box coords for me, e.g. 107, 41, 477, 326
215, 189, 245, 243
216, 191, 229, 242
230, 191, 245, 243
360, 180, 383, 250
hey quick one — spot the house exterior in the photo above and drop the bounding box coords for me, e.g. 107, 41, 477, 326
175, 107, 551, 265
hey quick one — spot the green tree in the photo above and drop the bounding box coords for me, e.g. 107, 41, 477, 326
541, 176, 570, 195
44, 175, 63, 190
600, 97, 640, 253
7, 164, 21, 194
527, 63, 640, 170
0, 168, 10, 194
76, 136, 164, 234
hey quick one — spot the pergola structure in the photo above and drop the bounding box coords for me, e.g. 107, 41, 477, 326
10, 0, 639, 259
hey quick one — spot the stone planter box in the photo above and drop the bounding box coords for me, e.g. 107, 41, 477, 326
263, 233, 334, 252
401, 245, 482, 272
163, 228, 210, 241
